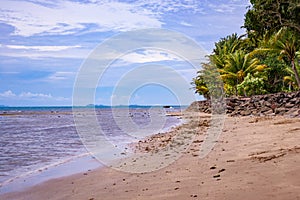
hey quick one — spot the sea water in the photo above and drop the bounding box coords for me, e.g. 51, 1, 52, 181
0, 106, 182, 193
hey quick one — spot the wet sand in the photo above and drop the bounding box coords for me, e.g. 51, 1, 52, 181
1, 113, 299, 200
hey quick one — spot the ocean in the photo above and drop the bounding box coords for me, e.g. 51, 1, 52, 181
0, 106, 182, 193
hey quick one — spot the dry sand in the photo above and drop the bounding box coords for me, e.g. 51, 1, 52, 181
1, 113, 299, 200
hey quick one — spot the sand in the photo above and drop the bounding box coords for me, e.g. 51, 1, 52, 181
1, 113, 299, 200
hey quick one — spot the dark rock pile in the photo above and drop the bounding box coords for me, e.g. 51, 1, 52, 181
187, 91, 300, 117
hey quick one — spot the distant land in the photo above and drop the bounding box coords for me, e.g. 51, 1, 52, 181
0, 104, 187, 109
86, 104, 186, 108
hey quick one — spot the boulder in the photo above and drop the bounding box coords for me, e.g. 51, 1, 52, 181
187, 91, 299, 116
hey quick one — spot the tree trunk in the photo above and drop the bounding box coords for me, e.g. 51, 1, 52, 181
291, 60, 300, 89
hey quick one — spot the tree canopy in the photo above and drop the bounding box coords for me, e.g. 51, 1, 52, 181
244, 0, 300, 36
192, 0, 300, 98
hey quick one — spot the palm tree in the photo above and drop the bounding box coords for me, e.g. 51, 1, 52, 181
213, 33, 244, 56
283, 75, 297, 91
210, 33, 245, 69
218, 50, 266, 95
276, 29, 300, 88
193, 73, 209, 99
252, 27, 300, 88
283, 53, 300, 90
193, 62, 224, 99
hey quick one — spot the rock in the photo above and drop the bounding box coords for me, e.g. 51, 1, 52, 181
240, 110, 251, 116
287, 109, 300, 117
264, 110, 274, 115
226, 105, 234, 111
285, 103, 295, 108
275, 107, 288, 115
187, 91, 299, 117
251, 110, 258, 116
263, 101, 272, 108
260, 106, 271, 113
289, 98, 297, 103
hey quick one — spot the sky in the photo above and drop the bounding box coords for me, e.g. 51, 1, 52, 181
0, 0, 251, 106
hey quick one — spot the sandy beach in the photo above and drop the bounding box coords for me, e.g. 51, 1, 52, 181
1, 112, 299, 200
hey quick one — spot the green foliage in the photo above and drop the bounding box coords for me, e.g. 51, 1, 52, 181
218, 50, 265, 95
283, 67, 298, 91
252, 27, 300, 87
261, 53, 288, 92
237, 73, 268, 96
244, 0, 300, 36
213, 33, 245, 56
192, 62, 224, 99
192, 0, 300, 98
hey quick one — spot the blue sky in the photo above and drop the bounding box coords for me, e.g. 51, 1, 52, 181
0, 0, 250, 106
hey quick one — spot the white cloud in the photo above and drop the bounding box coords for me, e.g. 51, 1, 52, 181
120, 50, 181, 64
0, 90, 51, 99
207, 0, 250, 13
0, 90, 68, 101
0, 0, 163, 36
208, 4, 235, 13
19, 92, 52, 98
6, 45, 81, 52
134, 0, 205, 14
180, 21, 193, 27
0, 0, 211, 37
0, 90, 16, 97
48, 71, 75, 80
0, 44, 91, 59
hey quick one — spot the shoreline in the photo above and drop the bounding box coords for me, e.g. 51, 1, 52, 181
0, 111, 183, 195
0, 153, 102, 195
1, 113, 299, 200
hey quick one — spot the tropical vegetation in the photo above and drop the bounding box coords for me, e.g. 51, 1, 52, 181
192, 0, 300, 98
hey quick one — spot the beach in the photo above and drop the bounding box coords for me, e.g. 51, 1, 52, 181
1, 112, 299, 200
1, 0, 300, 199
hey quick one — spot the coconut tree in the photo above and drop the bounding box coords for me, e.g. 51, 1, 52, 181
252, 27, 300, 88
283, 74, 297, 91
275, 29, 300, 88
283, 54, 300, 91
192, 62, 223, 99
192, 73, 209, 99
218, 50, 266, 95
210, 33, 246, 69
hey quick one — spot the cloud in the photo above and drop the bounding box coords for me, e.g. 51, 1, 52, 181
48, 71, 76, 81
0, 0, 163, 36
0, 90, 16, 97
71, 28, 207, 91
207, 0, 250, 13
6, 45, 81, 52
0, 0, 249, 106
0, 44, 90, 59
0, 90, 69, 101
134, 0, 205, 14
90, 29, 208, 65
19, 92, 52, 98
180, 21, 193, 27
0, 0, 211, 37
120, 49, 181, 64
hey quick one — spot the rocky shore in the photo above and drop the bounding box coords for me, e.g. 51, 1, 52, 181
187, 91, 300, 117
2, 112, 299, 200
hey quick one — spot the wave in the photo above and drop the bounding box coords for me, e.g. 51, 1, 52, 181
0, 152, 91, 189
